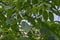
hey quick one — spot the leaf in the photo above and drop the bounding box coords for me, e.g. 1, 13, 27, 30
49, 12, 54, 21
32, 5, 37, 14
16, 0, 25, 10
42, 11, 48, 21
37, 5, 43, 15
6, 8, 15, 18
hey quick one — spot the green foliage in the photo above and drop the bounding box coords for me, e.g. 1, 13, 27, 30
0, 0, 60, 40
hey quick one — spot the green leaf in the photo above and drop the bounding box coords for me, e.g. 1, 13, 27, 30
6, 8, 15, 18
49, 12, 54, 21
16, 0, 25, 10
32, 5, 37, 14
42, 11, 48, 21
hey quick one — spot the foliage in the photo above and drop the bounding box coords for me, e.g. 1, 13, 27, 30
0, 0, 60, 40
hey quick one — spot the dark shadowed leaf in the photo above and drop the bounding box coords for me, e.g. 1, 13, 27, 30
42, 11, 48, 21
49, 12, 54, 21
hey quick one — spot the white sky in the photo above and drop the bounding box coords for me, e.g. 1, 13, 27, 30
54, 14, 60, 21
